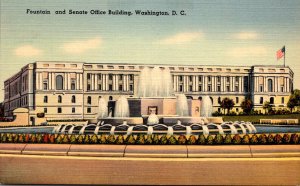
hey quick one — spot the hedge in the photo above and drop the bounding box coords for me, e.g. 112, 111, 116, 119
0, 133, 299, 145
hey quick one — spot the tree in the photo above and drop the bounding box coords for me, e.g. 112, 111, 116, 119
263, 101, 272, 114
240, 99, 253, 114
220, 97, 235, 114
287, 89, 300, 112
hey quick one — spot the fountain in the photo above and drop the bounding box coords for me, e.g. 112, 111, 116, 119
114, 96, 130, 117
176, 94, 189, 116
97, 97, 108, 119
200, 96, 213, 117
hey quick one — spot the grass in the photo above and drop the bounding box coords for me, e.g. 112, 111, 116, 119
222, 114, 300, 123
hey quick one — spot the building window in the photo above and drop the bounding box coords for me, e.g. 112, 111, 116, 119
87, 73, 91, 80
87, 107, 91, 113
235, 77, 239, 82
129, 84, 133, 91
98, 84, 102, 90
56, 75, 63, 90
179, 85, 183, 92
87, 84, 91, 91
58, 107, 62, 113
119, 85, 123, 91
218, 108, 221, 112
109, 96, 113, 101
217, 76, 221, 83
44, 108, 47, 113
129, 74, 134, 81
208, 76, 211, 83
260, 85, 263, 92
43, 83, 48, 90
217, 85, 221, 92
270, 97, 274, 104
236, 97, 239, 104
281, 86, 284, 92
260, 97, 263, 104
226, 76, 230, 82
226, 86, 230, 92
268, 79, 273, 92
71, 95, 76, 103
109, 74, 113, 80
98, 74, 102, 80
71, 81, 76, 90
179, 76, 183, 82
244, 76, 249, 92
281, 97, 284, 104
44, 96, 48, 103
208, 85, 211, 92
210, 97, 213, 104
198, 76, 202, 82
58, 95, 62, 103
198, 85, 202, 92
236, 108, 239, 112
72, 107, 75, 113
87, 96, 91, 104
109, 84, 113, 91
119, 74, 123, 80
189, 76, 193, 82
218, 97, 221, 103
235, 85, 239, 92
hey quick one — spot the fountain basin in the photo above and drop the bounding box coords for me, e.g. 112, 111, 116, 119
99, 117, 143, 125
163, 117, 209, 125
206, 117, 224, 124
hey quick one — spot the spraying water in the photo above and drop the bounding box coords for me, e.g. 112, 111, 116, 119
137, 67, 174, 97
200, 96, 213, 117
97, 97, 108, 119
176, 94, 189, 116
114, 96, 130, 117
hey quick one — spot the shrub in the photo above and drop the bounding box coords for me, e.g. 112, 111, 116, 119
232, 134, 241, 144
160, 135, 168, 145
250, 134, 258, 144
152, 135, 160, 145
55, 134, 64, 144
136, 134, 146, 145
126, 135, 135, 145
145, 135, 153, 144
267, 134, 274, 144
168, 135, 177, 145
77, 135, 85, 144
43, 134, 49, 143
242, 135, 250, 144
49, 135, 55, 143
282, 134, 291, 144
13, 134, 18, 143
258, 134, 268, 144
36, 134, 43, 143
274, 134, 282, 144
1, 133, 7, 143
62, 135, 70, 144
99, 135, 107, 144
187, 135, 197, 145
206, 135, 214, 145
224, 134, 232, 144
30, 134, 37, 143
107, 135, 116, 144
178, 135, 187, 145
84, 135, 90, 144
18, 134, 25, 143
290, 134, 299, 144
90, 134, 98, 144
69, 135, 77, 144
214, 134, 223, 145
115, 135, 124, 144
197, 134, 206, 145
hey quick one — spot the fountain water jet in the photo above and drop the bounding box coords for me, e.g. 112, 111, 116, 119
97, 97, 108, 119
176, 94, 189, 116
200, 96, 213, 117
114, 96, 129, 117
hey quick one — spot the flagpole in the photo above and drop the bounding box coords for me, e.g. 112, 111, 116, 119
284, 47, 286, 67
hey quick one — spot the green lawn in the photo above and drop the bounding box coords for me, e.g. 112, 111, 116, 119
222, 114, 300, 123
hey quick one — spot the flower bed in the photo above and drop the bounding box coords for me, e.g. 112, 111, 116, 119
1, 133, 299, 145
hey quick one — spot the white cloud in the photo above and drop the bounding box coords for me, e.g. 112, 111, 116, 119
62, 37, 102, 54
15, 45, 42, 57
158, 32, 203, 45
227, 46, 268, 58
233, 32, 260, 40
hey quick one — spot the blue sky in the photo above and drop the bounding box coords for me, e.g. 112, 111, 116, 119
1, 0, 300, 101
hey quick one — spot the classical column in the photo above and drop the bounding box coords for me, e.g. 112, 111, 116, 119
52, 73, 55, 90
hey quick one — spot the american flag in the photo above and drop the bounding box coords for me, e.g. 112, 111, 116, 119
277, 46, 285, 60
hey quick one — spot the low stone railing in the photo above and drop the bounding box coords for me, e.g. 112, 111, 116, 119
260, 119, 299, 124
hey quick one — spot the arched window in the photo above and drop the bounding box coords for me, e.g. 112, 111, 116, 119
109, 96, 113, 101
87, 96, 91, 104
218, 97, 221, 103
58, 95, 62, 103
198, 96, 202, 101
210, 97, 213, 104
268, 79, 273, 92
56, 75, 64, 90
281, 97, 284, 104
71, 95, 76, 103
270, 97, 274, 104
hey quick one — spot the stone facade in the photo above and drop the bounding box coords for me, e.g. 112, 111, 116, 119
3, 61, 294, 124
